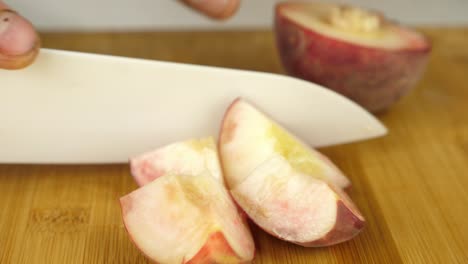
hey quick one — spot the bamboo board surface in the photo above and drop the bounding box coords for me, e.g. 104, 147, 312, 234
1, 28, 468, 263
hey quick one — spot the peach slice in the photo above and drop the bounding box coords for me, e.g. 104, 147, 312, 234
130, 137, 224, 186
121, 137, 255, 263
274, 1, 431, 112
218, 99, 364, 246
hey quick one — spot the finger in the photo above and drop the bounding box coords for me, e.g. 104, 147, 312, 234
0, 2, 40, 69
181, 0, 240, 19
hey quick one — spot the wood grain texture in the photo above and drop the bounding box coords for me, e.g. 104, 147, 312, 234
1, 28, 468, 263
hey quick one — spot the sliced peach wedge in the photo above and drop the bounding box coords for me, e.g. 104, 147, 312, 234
218, 99, 365, 247
120, 137, 255, 264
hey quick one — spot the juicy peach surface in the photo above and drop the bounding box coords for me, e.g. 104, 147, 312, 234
219, 99, 350, 190
219, 99, 364, 246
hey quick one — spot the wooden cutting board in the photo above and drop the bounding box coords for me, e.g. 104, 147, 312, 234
1, 28, 467, 264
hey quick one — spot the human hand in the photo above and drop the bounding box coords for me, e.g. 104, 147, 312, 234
0, 0, 240, 69
0, 1, 39, 69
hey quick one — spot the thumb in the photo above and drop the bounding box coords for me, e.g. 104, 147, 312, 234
181, 0, 240, 19
0, 1, 40, 69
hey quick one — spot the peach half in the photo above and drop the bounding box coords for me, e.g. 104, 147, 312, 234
274, 1, 431, 112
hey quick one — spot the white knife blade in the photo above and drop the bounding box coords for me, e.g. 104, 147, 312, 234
0, 48, 386, 164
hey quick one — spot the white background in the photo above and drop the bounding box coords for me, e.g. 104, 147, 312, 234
7, 0, 468, 31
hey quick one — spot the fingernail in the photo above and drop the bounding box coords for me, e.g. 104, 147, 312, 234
204, 0, 230, 14
0, 10, 37, 56
184, 0, 240, 19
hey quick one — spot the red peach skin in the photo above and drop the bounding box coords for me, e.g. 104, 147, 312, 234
274, 2, 431, 112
